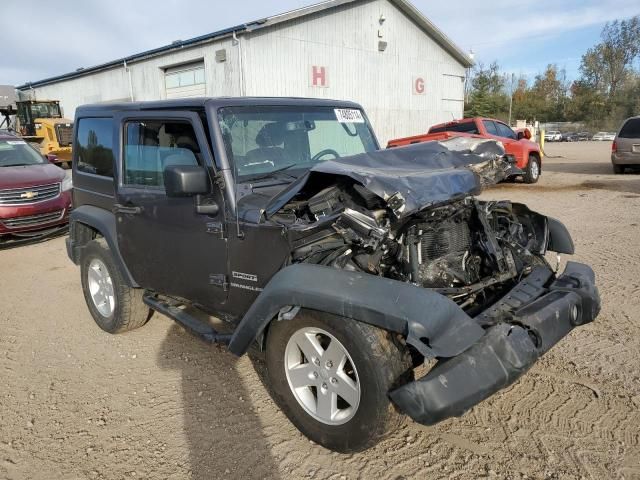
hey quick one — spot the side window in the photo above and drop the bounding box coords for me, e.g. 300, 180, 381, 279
496, 122, 516, 140
124, 120, 200, 187
482, 120, 498, 136
76, 118, 114, 177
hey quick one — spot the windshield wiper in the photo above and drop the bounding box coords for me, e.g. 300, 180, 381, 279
242, 163, 299, 182
1, 163, 33, 167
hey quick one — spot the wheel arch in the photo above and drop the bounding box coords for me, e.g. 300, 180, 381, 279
529, 150, 542, 168
228, 263, 484, 358
67, 205, 139, 287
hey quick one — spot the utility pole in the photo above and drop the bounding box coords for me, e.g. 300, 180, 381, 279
508, 73, 515, 126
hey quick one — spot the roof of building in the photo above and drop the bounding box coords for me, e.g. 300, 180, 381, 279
17, 0, 472, 90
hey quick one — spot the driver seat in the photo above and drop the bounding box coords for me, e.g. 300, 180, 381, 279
245, 123, 287, 167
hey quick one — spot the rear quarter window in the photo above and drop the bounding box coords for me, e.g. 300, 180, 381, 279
619, 118, 640, 139
76, 118, 114, 177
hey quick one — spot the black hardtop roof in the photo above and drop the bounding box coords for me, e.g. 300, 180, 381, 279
75, 96, 364, 116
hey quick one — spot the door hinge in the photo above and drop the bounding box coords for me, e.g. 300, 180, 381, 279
209, 274, 229, 291
206, 221, 224, 237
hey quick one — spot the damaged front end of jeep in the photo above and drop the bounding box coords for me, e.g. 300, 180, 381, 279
231, 138, 600, 425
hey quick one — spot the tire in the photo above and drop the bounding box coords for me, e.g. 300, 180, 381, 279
523, 155, 541, 184
613, 164, 625, 174
80, 238, 151, 333
265, 309, 411, 452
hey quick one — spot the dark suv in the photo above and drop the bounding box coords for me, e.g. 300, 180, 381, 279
66, 98, 600, 452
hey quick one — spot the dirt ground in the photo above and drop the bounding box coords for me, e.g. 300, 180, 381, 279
1, 141, 639, 480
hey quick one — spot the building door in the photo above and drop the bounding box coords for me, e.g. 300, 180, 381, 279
164, 62, 206, 99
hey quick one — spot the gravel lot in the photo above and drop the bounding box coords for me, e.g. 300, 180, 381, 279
1, 141, 639, 480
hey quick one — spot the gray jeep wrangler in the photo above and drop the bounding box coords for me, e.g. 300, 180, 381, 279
66, 97, 600, 452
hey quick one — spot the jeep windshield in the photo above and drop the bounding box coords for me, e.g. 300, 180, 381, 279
0, 139, 46, 167
218, 106, 378, 182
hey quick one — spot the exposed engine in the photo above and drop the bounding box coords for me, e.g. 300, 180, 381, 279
280, 181, 549, 313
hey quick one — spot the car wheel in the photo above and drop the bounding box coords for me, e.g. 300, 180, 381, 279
80, 238, 151, 333
265, 309, 412, 452
613, 164, 625, 174
523, 155, 541, 184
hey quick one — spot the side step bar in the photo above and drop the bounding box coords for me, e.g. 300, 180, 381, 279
143, 293, 232, 345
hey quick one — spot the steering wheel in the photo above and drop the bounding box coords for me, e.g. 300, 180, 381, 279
311, 149, 340, 162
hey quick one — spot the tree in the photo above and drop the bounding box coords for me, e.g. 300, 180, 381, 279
579, 16, 640, 98
464, 62, 509, 119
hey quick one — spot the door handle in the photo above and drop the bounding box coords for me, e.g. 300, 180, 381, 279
113, 204, 144, 215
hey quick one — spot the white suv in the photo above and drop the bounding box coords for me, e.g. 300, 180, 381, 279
544, 130, 562, 142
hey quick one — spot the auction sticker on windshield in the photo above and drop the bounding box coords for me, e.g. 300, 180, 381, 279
334, 108, 364, 123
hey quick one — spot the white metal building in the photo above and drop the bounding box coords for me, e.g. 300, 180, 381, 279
17, 0, 472, 144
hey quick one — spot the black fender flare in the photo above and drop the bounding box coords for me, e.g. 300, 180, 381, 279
547, 217, 575, 254
67, 205, 139, 287
227, 263, 484, 357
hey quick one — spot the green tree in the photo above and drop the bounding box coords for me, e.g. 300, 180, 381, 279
579, 16, 640, 98
464, 62, 509, 118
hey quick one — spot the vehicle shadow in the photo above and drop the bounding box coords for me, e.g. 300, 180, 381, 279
157, 320, 280, 480
542, 161, 616, 176
0, 229, 67, 250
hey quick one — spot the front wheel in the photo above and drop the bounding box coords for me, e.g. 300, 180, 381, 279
80, 238, 151, 333
265, 310, 411, 452
523, 155, 541, 183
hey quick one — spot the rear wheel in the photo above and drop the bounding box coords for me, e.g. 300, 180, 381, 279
265, 310, 411, 452
613, 164, 625, 174
80, 238, 151, 333
523, 155, 541, 184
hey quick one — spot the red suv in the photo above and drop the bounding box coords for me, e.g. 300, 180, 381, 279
0, 132, 72, 244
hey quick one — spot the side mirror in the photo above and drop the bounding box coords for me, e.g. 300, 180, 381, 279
164, 165, 209, 197
517, 129, 532, 140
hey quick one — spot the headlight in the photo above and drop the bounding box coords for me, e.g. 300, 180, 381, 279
61, 175, 73, 192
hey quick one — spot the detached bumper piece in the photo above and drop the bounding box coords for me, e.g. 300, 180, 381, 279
389, 261, 600, 426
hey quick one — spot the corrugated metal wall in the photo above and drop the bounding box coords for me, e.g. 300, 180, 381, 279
23, 0, 465, 144
27, 36, 242, 116
242, 0, 465, 143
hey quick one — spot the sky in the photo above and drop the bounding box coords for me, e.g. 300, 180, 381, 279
1, 0, 639, 87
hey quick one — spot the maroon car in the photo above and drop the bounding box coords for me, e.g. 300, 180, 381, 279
0, 132, 72, 244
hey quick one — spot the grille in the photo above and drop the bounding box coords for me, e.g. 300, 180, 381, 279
55, 124, 73, 147
0, 183, 61, 205
1, 210, 64, 229
419, 221, 471, 261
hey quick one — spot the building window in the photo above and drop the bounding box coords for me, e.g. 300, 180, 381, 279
164, 62, 206, 99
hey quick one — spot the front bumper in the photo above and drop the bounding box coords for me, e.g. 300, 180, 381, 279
0, 190, 72, 237
389, 261, 600, 425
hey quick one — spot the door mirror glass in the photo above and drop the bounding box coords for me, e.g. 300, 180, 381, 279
164, 164, 209, 197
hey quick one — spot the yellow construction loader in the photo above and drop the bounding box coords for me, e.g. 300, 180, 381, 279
14, 100, 73, 164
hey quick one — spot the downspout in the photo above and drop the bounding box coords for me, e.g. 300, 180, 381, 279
124, 60, 134, 101
233, 30, 246, 96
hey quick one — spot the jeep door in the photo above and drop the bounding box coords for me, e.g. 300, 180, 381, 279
113, 111, 228, 309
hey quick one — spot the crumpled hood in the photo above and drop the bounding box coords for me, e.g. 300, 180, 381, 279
265, 137, 515, 218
